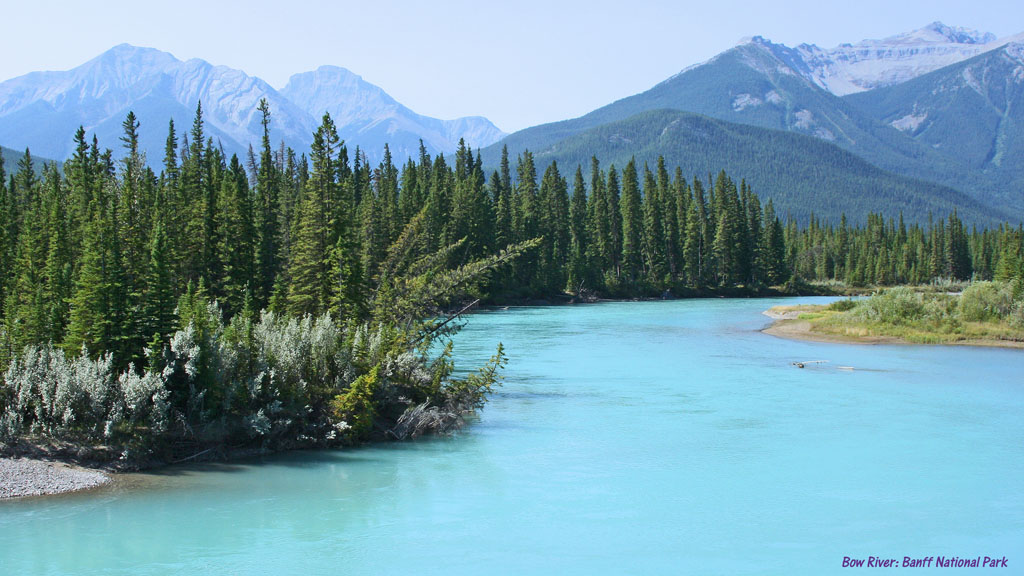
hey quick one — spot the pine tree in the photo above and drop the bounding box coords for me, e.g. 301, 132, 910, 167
216, 155, 257, 316
512, 151, 539, 289
605, 165, 622, 281
256, 99, 282, 308
0, 151, 10, 320
683, 178, 710, 286
378, 144, 401, 245
141, 221, 177, 344
178, 102, 214, 285
945, 211, 972, 281
762, 199, 788, 284
745, 190, 764, 284
64, 168, 128, 361
537, 161, 569, 293
658, 158, 681, 280
641, 163, 667, 286
3, 158, 48, 350
712, 171, 742, 285
287, 114, 339, 316
42, 163, 72, 343
567, 165, 589, 293
586, 157, 609, 277
357, 181, 384, 280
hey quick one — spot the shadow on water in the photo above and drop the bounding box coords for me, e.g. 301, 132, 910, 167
136, 448, 395, 478
493, 390, 576, 400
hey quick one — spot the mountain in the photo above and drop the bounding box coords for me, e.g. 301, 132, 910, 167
0, 45, 312, 165
0, 44, 504, 165
485, 35, 976, 195
498, 109, 1005, 225
2, 145, 23, 173
1, 145, 58, 175
846, 42, 1024, 206
485, 24, 1024, 219
280, 66, 504, 162
794, 22, 1020, 96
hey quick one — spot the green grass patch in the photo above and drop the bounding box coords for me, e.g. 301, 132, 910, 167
793, 282, 1024, 346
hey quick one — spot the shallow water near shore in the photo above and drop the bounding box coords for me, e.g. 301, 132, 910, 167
1, 298, 1022, 574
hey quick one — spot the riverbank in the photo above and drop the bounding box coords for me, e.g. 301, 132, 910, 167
762, 303, 1024, 349
483, 280, 873, 308
0, 457, 110, 499
761, 306, 905, 345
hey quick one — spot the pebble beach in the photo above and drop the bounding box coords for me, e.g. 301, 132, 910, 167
0, 458, 110, 499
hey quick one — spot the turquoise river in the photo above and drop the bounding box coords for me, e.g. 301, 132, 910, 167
1, 298, 1022, 574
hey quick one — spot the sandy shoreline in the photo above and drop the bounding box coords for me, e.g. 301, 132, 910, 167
0, 457, 110, 500
761, 309, 902, 345
761, 308, 1024, 349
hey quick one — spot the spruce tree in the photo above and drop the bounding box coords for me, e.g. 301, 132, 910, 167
256, 99, 282, 308
142, 221, 177, 344
641, 163, 666, 286
287, 114, 338, 316
658, 158, 680, 280
216, 155, 257, 316
568, 165, 589, 293
0, 152, 10, 320
538, 161, 569, 293
619, 159, 644, 286
586, 158, 609, 277
605, 165, 622, 281
3, 162, 47, 350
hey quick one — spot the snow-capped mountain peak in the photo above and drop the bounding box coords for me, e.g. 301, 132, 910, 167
887, 21, 996, 46
0, 45, 505, 164
781, 22, 1018, 96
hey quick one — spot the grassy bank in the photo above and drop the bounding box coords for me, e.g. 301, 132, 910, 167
765, 282, 1024, 348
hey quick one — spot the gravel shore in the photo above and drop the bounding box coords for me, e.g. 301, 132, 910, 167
0, 457, 110, 499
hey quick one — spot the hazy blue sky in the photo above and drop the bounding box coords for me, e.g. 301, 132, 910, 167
2, 0, 1021, 132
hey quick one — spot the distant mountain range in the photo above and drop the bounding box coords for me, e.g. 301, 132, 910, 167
483, 22, 1024, 223
1, 23, 1022, 224
502, 109, 999, 224
0, 44, 505, 165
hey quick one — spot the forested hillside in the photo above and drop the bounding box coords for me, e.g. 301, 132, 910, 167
846, 44, 1024, 209
491, 109, 1001, 224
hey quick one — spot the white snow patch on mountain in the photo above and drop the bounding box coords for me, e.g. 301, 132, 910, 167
891, 113, 928, 132
794, 109, 814, 129
792, 22, 1024, 96
732, 93, 762, 111
814, 127, 836, 141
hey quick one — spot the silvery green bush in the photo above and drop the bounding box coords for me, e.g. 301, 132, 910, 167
1, 297, 500, 453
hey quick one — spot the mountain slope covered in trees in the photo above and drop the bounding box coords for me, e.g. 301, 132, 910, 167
486, 39, 976, 191
484, 109, 1005, 224
485, 31, 1024, 219
846, 43, 1024, 209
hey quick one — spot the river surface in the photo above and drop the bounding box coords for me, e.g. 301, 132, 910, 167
1, 298, 1022, 575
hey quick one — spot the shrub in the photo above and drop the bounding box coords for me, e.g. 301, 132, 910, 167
854, 287, 925, 325
331, 366, 380, 441
1009, 301, 1024, 329
827, 299, 857, 312
959, 282, 1014, 322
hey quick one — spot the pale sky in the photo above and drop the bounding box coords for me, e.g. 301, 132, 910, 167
1, 0, 1021, 132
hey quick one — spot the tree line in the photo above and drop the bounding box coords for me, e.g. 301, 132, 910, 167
2, 102, 1023, 363
0, 101, 1022, 457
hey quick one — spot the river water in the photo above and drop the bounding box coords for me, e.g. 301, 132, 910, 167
1, 298, 1022, 574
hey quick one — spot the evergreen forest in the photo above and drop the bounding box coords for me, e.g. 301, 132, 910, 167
0, 101, 1022, 461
